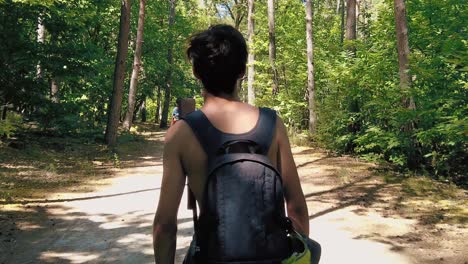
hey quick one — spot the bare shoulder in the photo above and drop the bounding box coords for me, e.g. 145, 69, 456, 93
164, 120, 194, 152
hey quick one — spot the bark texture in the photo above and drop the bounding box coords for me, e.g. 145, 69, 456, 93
247, 0, 255, 105
394, 0, 415, 109
105, 0, 131, 146
123, 0, 146, 131
305, 0, 316, 133
268, 0, 279, 95
345, 0, 356, 53
160, 0, 176, 128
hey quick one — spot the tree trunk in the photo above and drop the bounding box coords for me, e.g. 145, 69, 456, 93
36, 15, 45, 79
141, 98, 147, 122
160, 0, 176, 128
155, 85, 161, 123
133, 99, 144, 122
340, 0, 345, 44
1, 96, 7, 120
268, 0, 279, 95
105, 0, 131, 147
305, 0, 316, 133
247, 0, 255, 105
50, 78, 60, 103
123, 0, 146, 131
345, 0, 356, 54
394, 0, 415, 110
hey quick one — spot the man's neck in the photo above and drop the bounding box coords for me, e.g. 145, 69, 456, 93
203, 91, 239, 105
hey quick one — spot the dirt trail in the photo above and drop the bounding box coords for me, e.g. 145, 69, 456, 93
0, 132, 466, 264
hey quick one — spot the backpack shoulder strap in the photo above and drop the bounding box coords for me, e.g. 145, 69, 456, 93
182, 108, 278, 157
180, 110, 214, 157
250, 107, 277, 155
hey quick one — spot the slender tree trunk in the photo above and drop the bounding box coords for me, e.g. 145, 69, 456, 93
356, 0, 361, 33
155, 85, 161, 123
394, 0, 415, 110
133, 99, 143, 122
1, 96, 7, 120
340, 0, 345, 44
160, 0, 176, 128
105, 0, 131, 147
305, 0, 316, 133
123, 0, 146, 131
268, 0, 279, 95
50, 78, 60, 103
141, 98, 147, 122
36, 15, 45, 79
345, 0, 356, 54
247, 0, 255, 105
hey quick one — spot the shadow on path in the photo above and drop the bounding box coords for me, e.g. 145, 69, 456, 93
0, 188, 161, 205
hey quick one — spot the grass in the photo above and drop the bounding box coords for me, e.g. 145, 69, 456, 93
0, 132, 113, 201
382, 171, 468, 225
0, 123, 163, 202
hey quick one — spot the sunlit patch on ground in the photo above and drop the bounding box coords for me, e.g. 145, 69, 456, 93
40, 251, 100, 263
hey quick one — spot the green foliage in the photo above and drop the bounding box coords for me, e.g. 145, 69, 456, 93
245, 0, 466, 182
0, 0, 466, 183
0, 112, 22, 138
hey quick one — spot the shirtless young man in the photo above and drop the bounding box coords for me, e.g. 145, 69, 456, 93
153, 25, 311, 264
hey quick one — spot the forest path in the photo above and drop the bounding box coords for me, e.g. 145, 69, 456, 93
1, 130, 466, 264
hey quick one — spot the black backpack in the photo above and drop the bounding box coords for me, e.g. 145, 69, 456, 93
182, 107, 292, 264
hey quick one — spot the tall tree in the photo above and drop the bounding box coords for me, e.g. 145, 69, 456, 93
140, 97, 147, 122
246, 0, 255, 105
394, 0, 415, 110
36, 15, 45, 79
345, 0, 356, 54
340, 0, 345, 44
160, 0, 176, 128
155, 85, 161, 123
123, 0, 146, 131
305, 0, 316, 133
267, 0, 279, 95
105, 0, 131, 146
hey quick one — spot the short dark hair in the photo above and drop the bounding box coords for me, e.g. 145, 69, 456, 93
186, 24, 247, 96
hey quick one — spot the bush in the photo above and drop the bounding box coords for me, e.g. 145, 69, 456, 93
0, 112, 22, 138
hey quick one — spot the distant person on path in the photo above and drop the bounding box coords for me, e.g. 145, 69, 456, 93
153, 25, 320, 264
171, 101, 180, 126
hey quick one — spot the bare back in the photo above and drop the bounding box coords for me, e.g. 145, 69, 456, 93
177, 101, 279, 204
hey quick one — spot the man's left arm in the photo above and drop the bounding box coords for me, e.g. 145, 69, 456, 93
153, 123, 186, 264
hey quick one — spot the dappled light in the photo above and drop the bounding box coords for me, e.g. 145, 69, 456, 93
2, 135, 466, 263
1, 0, 466, 263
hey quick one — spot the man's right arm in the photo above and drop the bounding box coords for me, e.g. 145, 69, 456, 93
276, 117, 310, 236
153, 122, 187, 263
